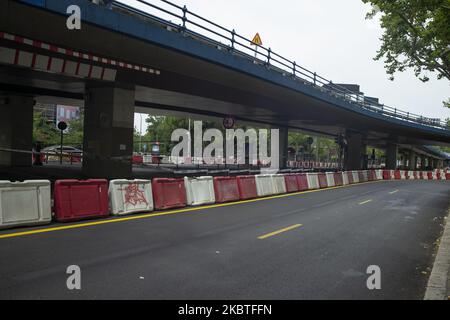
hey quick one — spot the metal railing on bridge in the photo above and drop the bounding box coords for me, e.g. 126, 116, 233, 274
109, 0, 448, 130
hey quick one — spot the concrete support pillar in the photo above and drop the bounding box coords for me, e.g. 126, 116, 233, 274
408, 151, 417, 170
385, 143, 398, 170
428, 157, 435, 169
82, 86, 135, 178
344, 132, 365, 170
420, 155, 427, 169
278, 126, 288, 169
0, 95, 34, 167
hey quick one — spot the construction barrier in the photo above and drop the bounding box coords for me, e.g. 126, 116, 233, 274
375, 170, 383, 180
446, 173, 450, 180
342, 172, 349, 185
318, 173, 328, 189
400, 170, 406, 180
284, 174, 299, 193
152, 178, 187, 210
54, 179, 109, 222
296, 173, 309, 191
422, 171, 429, 180
272, 174, 287, 194
394, 170, 401, 180
255, 174, 275, 197
213, 177, 240, 203
109, 180, 154, 216
427, 172, 433, 180
306, 173, 320, 190
326, 172, 336, 187
237, 176, 258, 200
351, 171, 360, 184
334, 172, 343, 186
345, 171, 354, 184
358, 171, 368, 182
184, 176, 215, 206
0, 180, 52, 229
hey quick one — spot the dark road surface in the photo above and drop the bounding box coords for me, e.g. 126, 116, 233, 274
0, 180, 449, 300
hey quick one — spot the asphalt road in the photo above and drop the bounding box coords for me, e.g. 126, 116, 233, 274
0, 180, 449, 300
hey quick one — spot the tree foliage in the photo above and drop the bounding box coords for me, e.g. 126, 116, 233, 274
363, 0, 450, 82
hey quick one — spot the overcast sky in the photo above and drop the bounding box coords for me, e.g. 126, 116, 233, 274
130, 0, 450, 133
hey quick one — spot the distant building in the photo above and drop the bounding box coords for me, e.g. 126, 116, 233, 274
34, 103, 80, 127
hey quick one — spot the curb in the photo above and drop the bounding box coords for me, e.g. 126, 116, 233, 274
424, 207, 450, 300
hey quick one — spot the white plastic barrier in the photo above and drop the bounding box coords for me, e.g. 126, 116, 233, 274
272, 174, 287, 194
0, 180, 52, 229
306, 173, 320, 190
255, 174, 276, 197
432, 172, 438, 180
109, 180, 154, 215
399, 170, 406, 180
184, 176, 215, 206
422, 171, 429, 180
326, 172, 335, 187
342, 172, 349, 185
360, 171, 368, 182
408, 171, 415, 180
352, 171, 360, 184
375, 170, 383, 180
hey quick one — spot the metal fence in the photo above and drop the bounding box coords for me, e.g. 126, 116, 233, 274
110, 0, 449, 130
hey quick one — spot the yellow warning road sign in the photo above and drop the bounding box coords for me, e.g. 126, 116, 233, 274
251, 33, 263, 46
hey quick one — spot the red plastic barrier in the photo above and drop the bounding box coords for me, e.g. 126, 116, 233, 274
383, 170, 391, 180
446, 173, 450, 180
368, 170, 375, 181
284, 174, 299, 193
436, 172, 441, 179
296, 173, 309, 191
152, 178, 187, 210
394, 171, 401, 180
214, 177, 240, 203
419, 172, 424, 179
334, 172, 343, 186
347, 172, 354, 184
54, 179, 109, 222
427, 172, 433, 180
132, 155, 143, 164
237, 175, 258, 200
413, 171, 419, 179
318, 173, 328, 189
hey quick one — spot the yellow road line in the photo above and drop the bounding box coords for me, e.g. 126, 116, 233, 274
258, 224, 303, 240
0, 180, 383, 240
389, 190, 399, 194
359, 199, 373, 205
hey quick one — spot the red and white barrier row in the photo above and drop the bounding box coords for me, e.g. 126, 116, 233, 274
0, 170, 448, 230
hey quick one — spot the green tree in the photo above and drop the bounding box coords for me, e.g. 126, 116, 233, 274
33, 112, 59, 146
363, 0, 450, 82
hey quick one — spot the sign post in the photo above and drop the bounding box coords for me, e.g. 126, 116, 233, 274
250, 33, 263, 59
57, 121, 67, 164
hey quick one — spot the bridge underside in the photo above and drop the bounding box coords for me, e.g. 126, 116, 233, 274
0, 0, 449, 176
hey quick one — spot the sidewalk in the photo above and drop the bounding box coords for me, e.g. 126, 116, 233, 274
424, 210, 450, 300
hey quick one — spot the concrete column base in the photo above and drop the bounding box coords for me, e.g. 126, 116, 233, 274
82, 86, 135, 178
0, 95, 34, 167
385, 144, 398, 170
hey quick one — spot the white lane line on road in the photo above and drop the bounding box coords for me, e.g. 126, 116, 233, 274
358, 199, 373, 205
389, 190, 399, 194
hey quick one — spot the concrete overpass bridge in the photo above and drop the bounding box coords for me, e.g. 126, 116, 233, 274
0, 0, 449, 178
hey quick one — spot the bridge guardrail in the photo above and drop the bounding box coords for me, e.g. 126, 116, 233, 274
109, 0, 448, 130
